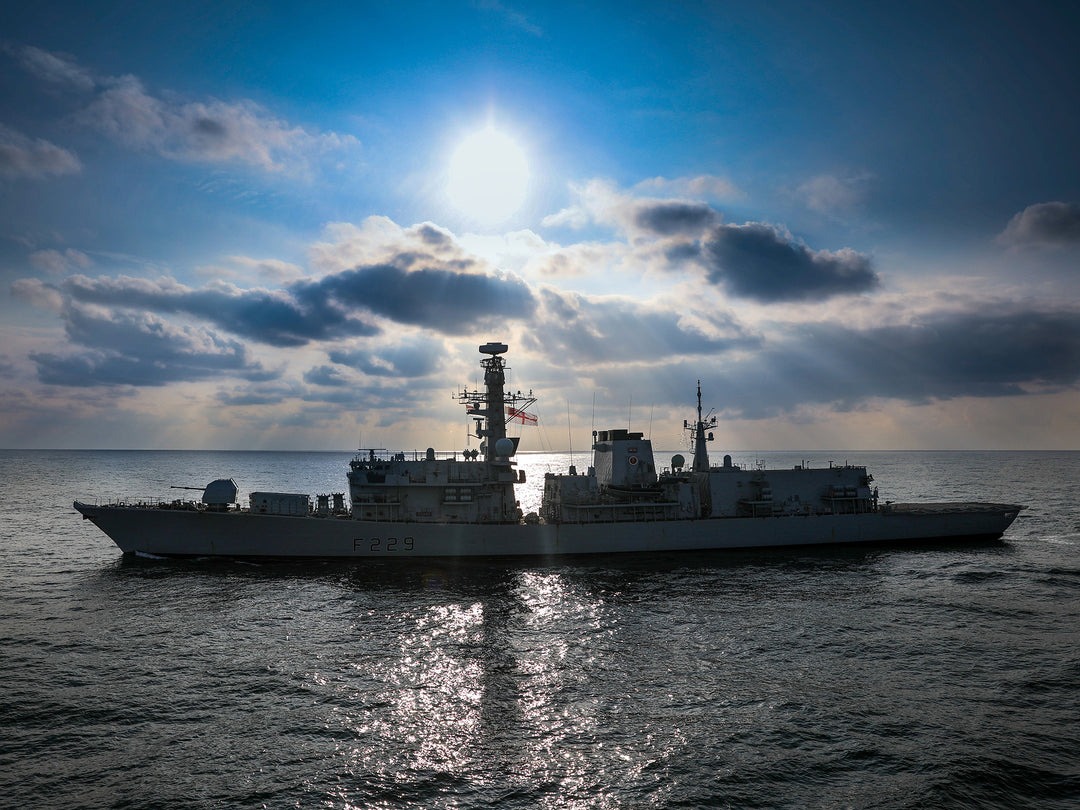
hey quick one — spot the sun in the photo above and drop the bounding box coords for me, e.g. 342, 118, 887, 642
446, 125, 530, 224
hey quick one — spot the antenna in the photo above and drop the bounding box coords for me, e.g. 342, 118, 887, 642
566, 399, 574, 467
686, 379, 718, 472
628, 394, 633, 432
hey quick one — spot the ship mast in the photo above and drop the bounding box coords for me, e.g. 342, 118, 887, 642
684, 380, 717, 472
458, 342, 534, 463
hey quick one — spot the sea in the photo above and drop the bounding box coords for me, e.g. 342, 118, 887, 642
1, 449, 1078, 810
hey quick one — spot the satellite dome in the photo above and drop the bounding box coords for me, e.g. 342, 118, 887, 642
494, 437, 516, 457
671, 454, 685, 470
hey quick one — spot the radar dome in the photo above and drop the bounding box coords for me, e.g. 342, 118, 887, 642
494, 437, 516, 457
671, 454, 685, 470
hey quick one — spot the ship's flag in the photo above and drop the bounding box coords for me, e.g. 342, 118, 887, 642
506, 406, 538, 425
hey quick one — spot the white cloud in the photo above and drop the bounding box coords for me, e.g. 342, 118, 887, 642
309, 217, 475, 275
77, 74, 358, 172
457, 229, 553, 274
197, 256, 307, 284
633, 174, 742, 200
7, 44, 96, 91
793, 172, 873, 214
10, 46, 359, 174
12, 278, 64, 312
29, 248, 93, 275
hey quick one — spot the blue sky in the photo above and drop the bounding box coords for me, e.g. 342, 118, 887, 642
2, 0, 1079, 450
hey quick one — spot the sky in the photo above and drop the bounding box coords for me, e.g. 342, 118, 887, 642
2, 0, 1079, 452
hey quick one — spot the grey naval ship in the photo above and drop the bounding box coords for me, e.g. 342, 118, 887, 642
75, 342, 1023, 557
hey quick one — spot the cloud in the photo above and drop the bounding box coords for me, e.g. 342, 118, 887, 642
541, 178, 719, 240
77, 74, 357, 171
475, 0, 544, 36
30, 304, 272, 387
529, 242, 621, 278
306, 263, 537, 333
525, 288, 759, 363
328, 337, 443, 377
303, 365, 351, 387
631, 200, 720, 237
634, 175, 742, 200
767, 309, 1080, 412
48, 245, 534, 346
0, 124, 81, 180
701, 222, 879, 302
541, 181, 881, 302
310, 218, 469, 275
613, 306, 1080, 419
792, 172, 873, 214
61, 274, 380, 347
12, 278, 64, 312
198, 256, 306, 283
213, 377, 417, 419
29, 248, 93, 274
9, 46, 358, 173
7, 44, 96, 91
998, 202, 1080, 247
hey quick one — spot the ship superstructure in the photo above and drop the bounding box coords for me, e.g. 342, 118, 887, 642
75, 343, 1023, 557
540, 382, 879, 524
346, 342, 526, 524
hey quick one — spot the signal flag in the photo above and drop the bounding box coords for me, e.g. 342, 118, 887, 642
506, 406, 538, 425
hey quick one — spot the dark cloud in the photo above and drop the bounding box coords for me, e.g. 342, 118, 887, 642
64, 274, 380, 347
215, 388, 290, 407
596, 308, 1080, 419
999, 202, 1080, 247
328, 339, 442, 377
62, 260, 535, 344
216, 379, 414, 413
632, 200, 719, 237
410, 222, 455, 248
819, 310, 1080, 400
31, 305, 272, 387
303, 365, 351, 387
702, 222, 879, 302
193, 117, 227, 137
525, 289, 759, 363
307, 264, 536, 333
663, 241, 703, 264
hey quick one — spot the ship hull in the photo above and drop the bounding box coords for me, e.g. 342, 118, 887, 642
74, 502, 1022, 558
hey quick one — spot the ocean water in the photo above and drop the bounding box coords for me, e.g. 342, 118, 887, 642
1, 449, 1078, 809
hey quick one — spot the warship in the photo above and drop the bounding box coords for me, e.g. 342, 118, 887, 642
75, 342, 1023, 557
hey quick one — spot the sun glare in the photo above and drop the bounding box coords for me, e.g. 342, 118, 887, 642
447, 126, 529, 224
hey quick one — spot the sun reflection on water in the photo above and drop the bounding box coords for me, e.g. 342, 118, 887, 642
388, 602, 488, 772
319, 567, 689, 807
